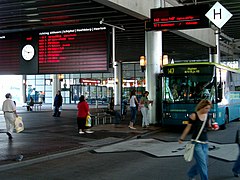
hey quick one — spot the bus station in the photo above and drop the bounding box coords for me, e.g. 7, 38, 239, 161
0, 0, 239, 179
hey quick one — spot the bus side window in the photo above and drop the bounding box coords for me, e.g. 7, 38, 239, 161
217, 83, 223, 102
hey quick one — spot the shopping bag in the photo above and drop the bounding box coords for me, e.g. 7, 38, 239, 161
15, 116, 24, 133
85, 115, 91, 127
184, 142, 195, 162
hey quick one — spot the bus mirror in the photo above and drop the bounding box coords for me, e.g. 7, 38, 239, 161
217, 87, 222, 102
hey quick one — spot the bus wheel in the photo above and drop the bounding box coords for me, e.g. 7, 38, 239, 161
220, 110, 229, 130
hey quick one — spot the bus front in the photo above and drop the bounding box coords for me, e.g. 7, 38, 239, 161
161, 63, 217, 126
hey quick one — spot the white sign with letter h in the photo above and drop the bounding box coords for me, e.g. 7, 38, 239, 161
205, 2, 232, 29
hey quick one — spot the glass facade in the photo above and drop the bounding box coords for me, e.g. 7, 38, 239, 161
24, 62, 145, 105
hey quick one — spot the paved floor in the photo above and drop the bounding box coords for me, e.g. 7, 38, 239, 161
94, 139, 239, 161
0, 103, 239, 176
0, 103, 158, 169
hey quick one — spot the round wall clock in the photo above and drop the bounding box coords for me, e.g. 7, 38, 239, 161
22, 44, 35, 61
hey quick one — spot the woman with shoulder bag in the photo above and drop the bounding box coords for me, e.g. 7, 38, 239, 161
179, 99, 217, 180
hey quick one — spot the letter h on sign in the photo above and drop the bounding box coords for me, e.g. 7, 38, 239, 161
214, 9, 221, 20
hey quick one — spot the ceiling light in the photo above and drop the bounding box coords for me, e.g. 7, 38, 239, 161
25, 8, 37, 11
27, 19, 41, 22
23, 1, 36, 4
26, 14, 39, 17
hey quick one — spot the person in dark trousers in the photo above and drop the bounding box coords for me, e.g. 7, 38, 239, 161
232, 129, 240, 177
27, 97, 34, 111
129, 89, 138, 130
107, 97, 121, 126
53, 90, 63, 117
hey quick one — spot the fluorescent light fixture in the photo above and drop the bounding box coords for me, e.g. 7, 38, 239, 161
27, 19, 41, 22
23, 1, 36, 3
26, 14, 39, 17
25, 8, 37, 11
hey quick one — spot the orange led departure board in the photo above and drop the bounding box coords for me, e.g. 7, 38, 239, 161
150, 4, 210, 31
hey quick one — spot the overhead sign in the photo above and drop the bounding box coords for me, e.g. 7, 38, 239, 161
150, 4, 210, 31
205, 2, 232, 29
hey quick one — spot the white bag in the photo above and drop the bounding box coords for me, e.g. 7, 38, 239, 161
59, 106, 62, 112
15, 116, 24, 133
184, 142, 195, 162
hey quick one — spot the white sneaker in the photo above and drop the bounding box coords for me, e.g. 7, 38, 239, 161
128, 126, 136, 130
85, 130, 94, 134
79, 131, 85, 134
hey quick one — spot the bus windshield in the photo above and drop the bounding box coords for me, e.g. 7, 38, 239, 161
164, 74, 215, 103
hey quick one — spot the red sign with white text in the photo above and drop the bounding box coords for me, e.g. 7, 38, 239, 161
151, 4, 210, 31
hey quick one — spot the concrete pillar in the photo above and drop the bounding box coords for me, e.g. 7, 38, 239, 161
145, 31, 162, 124
143, 0, 163, 124
52, 74, 61, 109
114, 61, 121, 105
213, 29, 220, 63
209, 48, 213, 63
112, 27, 121, 105
22, 75, 27, 103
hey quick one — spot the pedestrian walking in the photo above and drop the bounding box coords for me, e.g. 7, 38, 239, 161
2, 93, 18, 140
232, 129, 240, 177
140, 91, 153, 128
77, 95, 93, 134
128, 89, 138, 130
178, 99, 214, 180
53, 90, 63, 117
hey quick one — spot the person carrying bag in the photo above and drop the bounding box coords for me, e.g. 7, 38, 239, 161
184, 117, 207, 162
178, 99, 214, 180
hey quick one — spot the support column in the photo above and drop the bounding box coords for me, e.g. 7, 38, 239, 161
144, 0, 163, 124
52, 74, 61, 109
209, 47, 213, 63
114, 61, 121, 105
22, 75, 27, 103
117, 61, 122, 105
213, 29, 220, 63
113, 27, 121, 105
145, 31, 162, 124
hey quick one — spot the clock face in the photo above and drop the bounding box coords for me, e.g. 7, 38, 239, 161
22, 44, 35, 61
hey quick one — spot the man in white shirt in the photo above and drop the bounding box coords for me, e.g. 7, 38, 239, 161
2, 93, 18, 140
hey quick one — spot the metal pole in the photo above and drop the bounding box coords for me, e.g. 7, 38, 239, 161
112, 26, 118, 105
214, 29, 220, 64
99, 19, 124, 106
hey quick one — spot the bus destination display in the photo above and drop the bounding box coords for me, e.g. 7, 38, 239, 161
38, 27, 109, 73
163, 65, 214, 76
151, 4, 210, 30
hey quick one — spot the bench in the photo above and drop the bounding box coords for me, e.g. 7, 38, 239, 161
93, 112, 113, 125
90, 108, 114, 125
23, 102, 43, 111
33, 102, 42, 111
